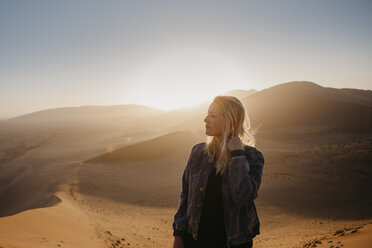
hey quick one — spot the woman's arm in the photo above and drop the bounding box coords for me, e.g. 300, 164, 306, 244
227, 147, 265, 206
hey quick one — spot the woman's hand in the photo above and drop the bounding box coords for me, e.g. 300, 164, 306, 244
227, 136, 244, 151
172, 236, 184, 248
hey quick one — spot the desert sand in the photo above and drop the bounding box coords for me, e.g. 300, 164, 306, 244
1, 132, 370, 248
1, 82, 371, 247
0, 179, 371, 248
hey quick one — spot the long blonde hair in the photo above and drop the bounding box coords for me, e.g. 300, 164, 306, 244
205, 96, 257, 175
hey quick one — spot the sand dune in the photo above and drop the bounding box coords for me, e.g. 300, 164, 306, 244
259, 136, 372, 219
7, 104, 161, 123
79, 132, 372, 218
3, 81, 370, 143
243, 81, 372, 132
0, 81, 371, 247
1, 175, 371, 248
85, 130, 204, 163
223, 89, 258, 100
0, 190, 104, 248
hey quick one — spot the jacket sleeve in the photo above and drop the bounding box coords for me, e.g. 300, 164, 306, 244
172, 144, 197, 237
227, 147, 264, 206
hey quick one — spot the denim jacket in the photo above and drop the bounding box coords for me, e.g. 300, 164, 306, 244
172, 142, 265, 247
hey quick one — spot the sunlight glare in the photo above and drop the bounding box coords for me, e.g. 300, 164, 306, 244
131, 49, 250, 110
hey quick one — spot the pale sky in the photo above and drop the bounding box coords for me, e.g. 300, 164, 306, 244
1, 0, 371, 119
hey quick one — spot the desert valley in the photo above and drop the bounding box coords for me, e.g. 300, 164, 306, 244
0, 81, 371, 248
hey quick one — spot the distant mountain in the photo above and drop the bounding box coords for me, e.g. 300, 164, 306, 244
121, 103, 210, 134
223, 89, 258, 100
243, 81, 372, 132
131, 89, 256, 134
337, 88, 372, 106
1, 81, 370, 147
7, 104, 162, 123
84, 130, 204, 163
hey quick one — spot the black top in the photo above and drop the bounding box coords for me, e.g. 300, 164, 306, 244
197, 166, 227, 246
198, 151, 245, 245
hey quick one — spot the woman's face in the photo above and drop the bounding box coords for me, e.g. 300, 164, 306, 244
204, 102, 224, 137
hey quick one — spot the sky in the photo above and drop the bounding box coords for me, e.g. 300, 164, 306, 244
0, 0, 371, 119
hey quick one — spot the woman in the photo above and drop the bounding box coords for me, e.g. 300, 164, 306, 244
172, 95, 264, 248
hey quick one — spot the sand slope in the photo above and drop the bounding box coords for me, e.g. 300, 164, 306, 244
85, 130, 203, 163
1, 81, 372, 247
0, 190, 104, 248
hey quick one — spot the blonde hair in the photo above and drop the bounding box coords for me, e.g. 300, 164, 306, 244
205, 96, 257, 175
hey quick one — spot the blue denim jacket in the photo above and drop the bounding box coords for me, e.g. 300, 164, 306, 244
172, 142, 265, 247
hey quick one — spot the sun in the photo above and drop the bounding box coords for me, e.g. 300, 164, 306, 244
129, 48, 251, 110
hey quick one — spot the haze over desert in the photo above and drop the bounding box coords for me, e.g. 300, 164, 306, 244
0, 81, 371, 248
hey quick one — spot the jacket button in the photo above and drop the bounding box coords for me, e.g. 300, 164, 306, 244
194, 219, 198, 224
196, 204, 201, 208
199, 187, 204, 192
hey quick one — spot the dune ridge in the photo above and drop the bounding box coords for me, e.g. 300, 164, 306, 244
84, 130, 204, 163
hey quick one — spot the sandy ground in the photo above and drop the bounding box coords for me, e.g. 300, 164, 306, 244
0, 123, 371, 248
0, 181, 179, 248
0, 172, 371, 248
302, 223, 372, 248
0, 190, 104, 248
